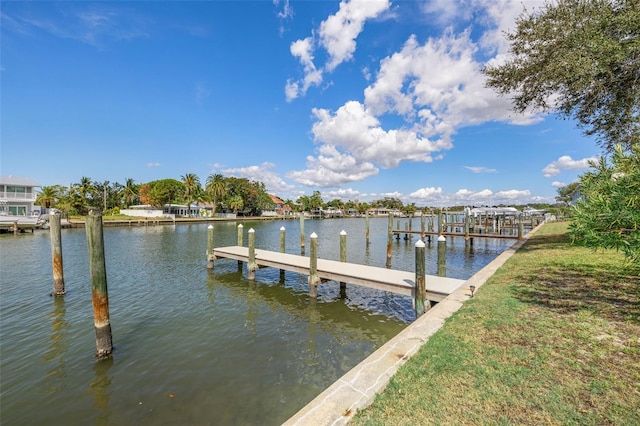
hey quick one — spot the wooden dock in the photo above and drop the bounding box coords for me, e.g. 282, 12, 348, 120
392, 230, 521, 240
211, 246, 466, 303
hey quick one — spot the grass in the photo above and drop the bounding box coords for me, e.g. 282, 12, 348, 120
352, 222, 640, 425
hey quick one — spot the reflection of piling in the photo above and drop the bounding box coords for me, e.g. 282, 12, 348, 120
207, 225, 214, 269
340, 230, 347, 294
248, 228, 257, 280
49, 213, 66, 296
437, 235, 446, 277
308, 233, 320, 297
386, 214, 393, 268
85, 212, 113, 358
414, 240, 430, 317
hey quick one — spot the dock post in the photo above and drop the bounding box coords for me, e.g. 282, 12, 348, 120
404, 221, 409, 240
464, 209, 470, 241
85, 211, 113, 358
50, 212, 66, 296
365, 211, 370, 246
207, 225, 214, 269
308, 232, 320, 297
386, 214, 393, 268
420, 214, 426, 240
237, 224, 244, 270
248, 228, 257, 280
339, 230, 347, 294
518, 214, 524, 240
280, 226, 286, 281
438, 211, 444, 235
414, 239, 429, 317
299, 213, 305, 254
13, 221, 18, 235
437, 235, 446, 277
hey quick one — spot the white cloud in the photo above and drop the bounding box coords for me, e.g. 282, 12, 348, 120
221, 162, 295, 194
551, 181, 566, 188
311, 101, 447, 169
464, 166, 497, 173
147, 162, 161, 168
319, 0, 391, 71
286, 145, 379, 187
542, 155, 596, 177
409, 187, 443, 199
285, 0, 390, 100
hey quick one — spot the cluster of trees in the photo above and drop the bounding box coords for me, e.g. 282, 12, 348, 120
35, 174, 275, 217
485, 0, 639, 264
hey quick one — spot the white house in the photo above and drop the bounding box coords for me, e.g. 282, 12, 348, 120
0, 176, 42, 216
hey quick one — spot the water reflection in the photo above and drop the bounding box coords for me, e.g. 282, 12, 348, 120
42, 296, 68, 394
86, 356, 114, 425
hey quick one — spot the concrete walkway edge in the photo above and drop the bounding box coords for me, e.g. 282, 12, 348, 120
283, 223, 543, 426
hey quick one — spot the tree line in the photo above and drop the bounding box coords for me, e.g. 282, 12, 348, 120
35, 174, 275, 217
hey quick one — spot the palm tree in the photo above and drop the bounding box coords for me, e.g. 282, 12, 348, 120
35, 186, 60, 210
205, 173, 226, 215
227, 194, 244, 214
74, 176, 94, 214
120, 178, 139, 208
181, 173, 201, 217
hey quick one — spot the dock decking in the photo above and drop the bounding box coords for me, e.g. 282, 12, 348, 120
211, 246, 466, 303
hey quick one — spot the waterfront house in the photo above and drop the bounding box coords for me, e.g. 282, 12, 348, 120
0, 176, 42, 216
266, 194, 293, 216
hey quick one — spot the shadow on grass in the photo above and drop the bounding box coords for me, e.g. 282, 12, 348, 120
512, 234, 640, 324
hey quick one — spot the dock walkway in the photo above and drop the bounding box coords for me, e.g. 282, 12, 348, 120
211, 246, 465, 303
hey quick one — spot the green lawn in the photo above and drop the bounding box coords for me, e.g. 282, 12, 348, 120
352, 222, 640, 425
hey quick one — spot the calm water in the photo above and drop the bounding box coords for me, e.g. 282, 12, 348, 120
0, 217, 514, 425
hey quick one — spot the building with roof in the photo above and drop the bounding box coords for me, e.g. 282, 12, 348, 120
0, 176, 42, 216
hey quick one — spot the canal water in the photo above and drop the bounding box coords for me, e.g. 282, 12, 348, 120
0, 217, 514, 425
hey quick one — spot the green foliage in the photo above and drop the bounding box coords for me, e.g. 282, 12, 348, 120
140, 179, 185, 209
569, 144, 640, 264
484, 0, 640, 153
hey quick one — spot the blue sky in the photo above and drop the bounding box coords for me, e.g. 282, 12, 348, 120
1, 0, 600, 206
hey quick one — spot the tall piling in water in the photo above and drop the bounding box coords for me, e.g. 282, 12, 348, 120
85, 211, 113, 358
414, 239, 429, 317
280, 226, 286, 281
49, 212, 65, 296
309, 232, 320, 297
437, 235, 447, 277
339, 230, 347, 294
248, 228, 257, 280
386, 214, 393, 268
299, 213, 305, 254
237, 223, 244, 270
207, 225, 214, 269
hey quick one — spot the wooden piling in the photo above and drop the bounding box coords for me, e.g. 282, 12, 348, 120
420, 214, 426, 240
85, 211, 113, 358
280, 226, 286, 281
339, 230, 347, 292
386, 214, 393, 267
13, 221, 18, 235
237, 224, 244, 270
518, 215, 524, 240
299, 213, 305, 252
49, 212, 65, 296
365, 211, 370, 246
308, 232, 320, 297
437, 235, 446, 277
207, 225, 214, 269
248, 228, 257, 280
414, 239, 429, 317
